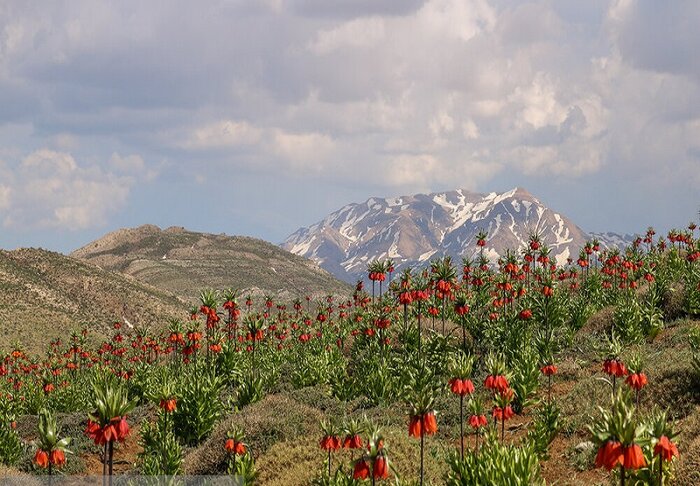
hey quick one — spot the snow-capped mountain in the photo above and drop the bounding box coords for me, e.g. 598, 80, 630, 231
283, 187, 635, 282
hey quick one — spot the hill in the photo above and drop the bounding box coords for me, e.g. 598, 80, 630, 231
72, 225, 351, 302
0, 248, 185, 352
283, 187, 634, 281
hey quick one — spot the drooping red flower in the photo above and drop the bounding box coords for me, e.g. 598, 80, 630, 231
225, 438, 235, 453
159, 398, 177, 413
449, 377, 475, 396
422, 412, 438, 435
373, 455, 389, 479
49, 449, 66, 467
654, 435, 679, 462
603, 359, 628, 377
319, 435, 341, 451
484, 374, 509, 393
85, 419, 101, 444
623, 444, 646, 470
343, 434, 363, 449
115, 417, 130, 442
34, 449, 49, 469
468, 415, 485, 429
519, 309, 533, 320
595, 440, 624, 471
540, 364, 557, 376
408, 415, 422, 438
625, 372, 648, 391
492, 405, 514, 421
353, 459, 370, 480
234, 441, 247, 455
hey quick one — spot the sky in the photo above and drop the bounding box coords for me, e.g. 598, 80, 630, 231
0, 0, 698, 253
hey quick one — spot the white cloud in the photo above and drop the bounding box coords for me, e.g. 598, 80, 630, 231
270, 130, 336, 170
309, 16, 386, 54
462, 119, 480, 139
184, 120, 263, 149
0, 149, 135, 230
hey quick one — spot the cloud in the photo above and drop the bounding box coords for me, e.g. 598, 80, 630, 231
0, 0, 698, 245
308, 16, 385, 54
183, 120, 263, 149
270, 130, 336, 170
0, 149, 136, 230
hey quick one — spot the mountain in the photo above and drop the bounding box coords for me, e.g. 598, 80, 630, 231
72, 225, 350, 303
589, 231, 638, 250
283, 187, 635, 282
0, 248, 185, 352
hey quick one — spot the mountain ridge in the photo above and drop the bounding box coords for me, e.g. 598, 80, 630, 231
72, 224, 351, 302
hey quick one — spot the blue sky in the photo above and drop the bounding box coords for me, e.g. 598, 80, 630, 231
0, 0, 698, 252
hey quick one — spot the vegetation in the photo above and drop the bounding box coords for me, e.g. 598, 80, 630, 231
0, 223, 699, 484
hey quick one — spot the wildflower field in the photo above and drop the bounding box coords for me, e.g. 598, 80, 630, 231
1, 226, 700, 485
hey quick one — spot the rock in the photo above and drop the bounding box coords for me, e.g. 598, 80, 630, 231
575, 441, 595, 453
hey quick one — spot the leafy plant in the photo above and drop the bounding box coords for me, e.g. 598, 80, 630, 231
445, 433, 543, 485
138, 417, 182, 475
172, 371, 224, 445
525, 402, 560, 459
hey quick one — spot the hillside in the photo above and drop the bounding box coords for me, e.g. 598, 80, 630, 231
0, 248, 185, 352
283, 187, 634, 281
72, 225, 351, 302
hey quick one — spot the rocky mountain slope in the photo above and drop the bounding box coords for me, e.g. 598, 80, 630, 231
283, 187, 635, 281
72, 225, 350, 302
0, 248, 185, 352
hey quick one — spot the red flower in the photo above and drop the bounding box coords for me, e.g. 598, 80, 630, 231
540, 364, 557, 376
625, 372, 648, 391
654, 435, 679, 462
484, 374, 509, 393
519, 309, 533, 320
449, 377, 475, 396
373, 455, 389, 479
160, 398, 177, 413
422, 412, 438, 435
468, 414, 488, 429
319, 435, 341, 451
85, 419, 101, 444
353, 459, 370, 480
115, 417, 130, 442
224, 439, 236, 453
235, 441, 246, 455
49, 449, 66, 467
34, 449, 49, 469
408, 415, 422, 438
595, 440, 624, 471
492, 405, 514, 421
623, 444, 646, 470
603, 359, 628, 377
344, 434, 363, 449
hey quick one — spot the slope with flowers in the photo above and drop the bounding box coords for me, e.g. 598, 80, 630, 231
283, 187, 634, 282
72, 224, 351, 303
1, 223, 699, 485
